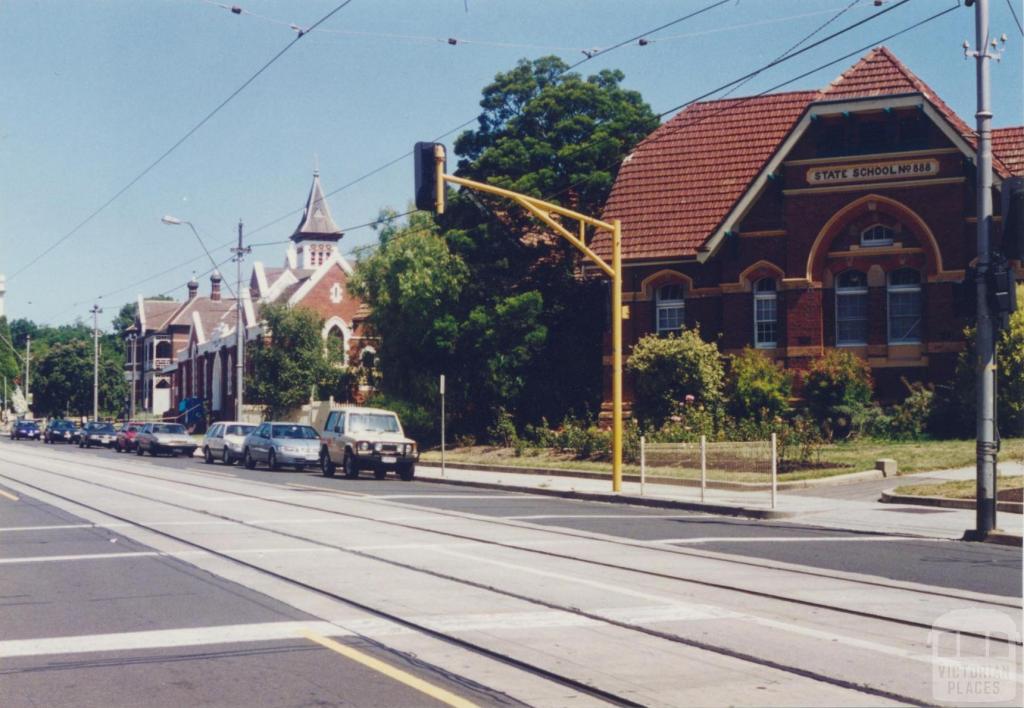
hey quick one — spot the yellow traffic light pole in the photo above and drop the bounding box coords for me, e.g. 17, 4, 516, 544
430, 145, 624, 492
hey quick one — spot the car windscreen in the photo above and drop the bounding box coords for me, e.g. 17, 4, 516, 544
348, 414, 400, 434
20, 422, 38, 429
93, 424, 116, 433
271, 425, 318, 439
152, 424, 186, 434
51, 421, 72, 429
226, 425, 255, 436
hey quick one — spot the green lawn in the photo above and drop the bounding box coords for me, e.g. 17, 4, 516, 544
894, 475, 1024, 500
421, 437, 1024, 483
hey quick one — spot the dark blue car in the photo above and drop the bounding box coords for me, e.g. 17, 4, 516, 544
10, 420, 40, 441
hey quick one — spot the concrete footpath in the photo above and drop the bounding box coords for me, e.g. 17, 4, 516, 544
415, 462, 1024, 546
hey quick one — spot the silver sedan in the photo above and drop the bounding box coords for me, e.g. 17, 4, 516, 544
242, 422, 321, 470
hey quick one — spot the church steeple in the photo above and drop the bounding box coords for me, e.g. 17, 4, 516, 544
292, 171, 342, 243
289, 171, 343, 270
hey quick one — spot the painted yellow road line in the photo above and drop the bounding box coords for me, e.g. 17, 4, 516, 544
0, 489, 19, 502
286, 482, 365, 498
301, 629, 477, 708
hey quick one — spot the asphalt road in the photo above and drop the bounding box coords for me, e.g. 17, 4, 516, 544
0, 483, 516, 708
11, 437, 1021, 598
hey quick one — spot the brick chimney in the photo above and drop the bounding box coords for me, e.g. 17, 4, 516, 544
210, 270, 222, 301
187, 275, 199, 301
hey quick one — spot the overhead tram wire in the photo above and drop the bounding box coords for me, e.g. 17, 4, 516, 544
9, 0, 358, 285
1007, 0, 1024, 35
41, 209, 416, 324
241, 0, 735, 240
534, 0, 949, 207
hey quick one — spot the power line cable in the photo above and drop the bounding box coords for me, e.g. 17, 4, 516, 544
1007, 0, 1024, 35
9, 0, 358, 284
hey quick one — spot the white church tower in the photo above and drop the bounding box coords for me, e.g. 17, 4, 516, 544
0, 273, 6, 320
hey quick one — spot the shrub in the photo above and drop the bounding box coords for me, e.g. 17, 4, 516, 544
487, 408, 518, 447
934, 288, 1024, 439
627, 328, 725, 427
803, 350, 873, 439
888, 380, 933, 440
726, 348, 792, 422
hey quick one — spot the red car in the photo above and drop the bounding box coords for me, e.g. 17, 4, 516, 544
114, 421, 146, 453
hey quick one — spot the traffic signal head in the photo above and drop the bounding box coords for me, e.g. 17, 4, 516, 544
414, 142, 447, 214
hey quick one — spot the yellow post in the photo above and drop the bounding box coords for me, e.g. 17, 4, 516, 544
611, 218, 623, 492
434, 144, 446, 215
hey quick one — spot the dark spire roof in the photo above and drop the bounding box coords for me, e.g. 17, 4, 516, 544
291, 171, 343, 242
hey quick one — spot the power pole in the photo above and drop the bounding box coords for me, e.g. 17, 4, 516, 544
232, 219, 252, 421
24, 335, 30, 410
964, 0, 1006, 540
128, 330, 137, 420
91, 304, 102, 420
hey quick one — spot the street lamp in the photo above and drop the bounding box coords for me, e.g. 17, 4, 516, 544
162, 215, 249, 421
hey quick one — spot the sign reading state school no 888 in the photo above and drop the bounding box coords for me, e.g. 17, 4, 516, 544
807, 158, 939, 185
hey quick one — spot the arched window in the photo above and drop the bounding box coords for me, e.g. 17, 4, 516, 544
860, 223, 894, 247
835, 270, 868, 346
656, 284, 686, 335
888, 268, 922, 344
753, 278, 778, 348
326, 325, 348, 362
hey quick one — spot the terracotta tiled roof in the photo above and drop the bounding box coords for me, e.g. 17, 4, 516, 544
597, 90, 815, 261
993, 127, 1024, 176
596, 46, 1020, 262
142, 300, 181, 331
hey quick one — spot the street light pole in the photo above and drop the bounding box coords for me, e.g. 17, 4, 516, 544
233, 219, 252, 421
965, 0, 1006, 540
24, 335, 30, 410
91, 304, 102, 420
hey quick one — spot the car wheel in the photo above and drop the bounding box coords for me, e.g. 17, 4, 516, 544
343, 451, 358, 479
244, 449, 256, 469
268, 449, 279, 471
374, 468, 387, 480
320, 450, 336, 477
222, 448, 234, 465
399, 464, 415, 482
203, 447, 214, 464
78, 441, 83, 448
136, 445, 145, 456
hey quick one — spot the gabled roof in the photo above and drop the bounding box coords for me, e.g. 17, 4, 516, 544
600, 90, 815, 261
596, 46, 1022, 262
139, 298, 181, 332
993, 127, 1024, 176
292, 171, 342, 242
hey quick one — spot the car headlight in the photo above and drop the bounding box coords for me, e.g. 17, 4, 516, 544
357, 441, 370, 453
373, 442, 383, 452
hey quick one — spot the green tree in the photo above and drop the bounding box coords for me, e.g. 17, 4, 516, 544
0, 317, 21, 393
112, 295, 173, 340
32, 339, 126, 418
627, 328, 725, 428
248, 304, 338, 418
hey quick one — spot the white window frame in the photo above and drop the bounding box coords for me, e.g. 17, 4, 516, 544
887, 268, 922, 344
835, 270, 869, 346
655, 284, 686, 335
860, 223, 894, 247
752, 278, 778, 348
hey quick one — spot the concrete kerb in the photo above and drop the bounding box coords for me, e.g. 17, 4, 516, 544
880, 489, 1024, 515
429, 459, 886, 492
414, 473, 796, 520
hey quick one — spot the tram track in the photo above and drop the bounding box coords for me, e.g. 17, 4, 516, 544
2, 449, 1018, 705
6, 445, 1020, 617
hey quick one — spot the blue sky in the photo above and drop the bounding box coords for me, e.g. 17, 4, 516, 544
1, 0, 1021, 329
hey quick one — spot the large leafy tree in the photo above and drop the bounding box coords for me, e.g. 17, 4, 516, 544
32, 339, 126, 418
0, 317, 21, 393
357, 57, 657, 435
248, 304, 341, 418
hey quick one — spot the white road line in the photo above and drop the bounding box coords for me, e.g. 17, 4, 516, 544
648, 535, 934, 544
506, 514, 696, 520
0, 547, 336, 565
0, 621, 343, 659
0, 523, 126, 533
